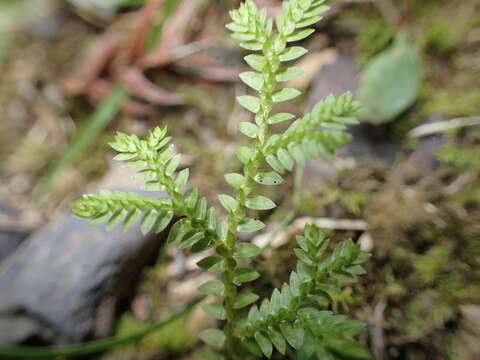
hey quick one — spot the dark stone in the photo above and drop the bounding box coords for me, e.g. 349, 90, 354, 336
0, 193, 168, 345
0, 202, 30, 262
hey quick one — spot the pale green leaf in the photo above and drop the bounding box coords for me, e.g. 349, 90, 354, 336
254, 171, 284, 185
272, 88, 301, 103
237, 219, 265, 233
246, 195, 276, 210
268, 113, 295, 124
199, 328, 226, 347
237, 95, 261, 113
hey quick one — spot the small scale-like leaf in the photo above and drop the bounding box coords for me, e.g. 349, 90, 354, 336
141, 181, 164, 191
268, 113, 295, 124
140, 209, 157, 235
167, 219, 190, 244
165, 154, 181, 176
197, 256, 223, 271
234, 267, 261, 284
107, 209, 127, 231
236, 146, 255, 164
225, 173, 246, 190
194, 198, 207, 220
277, 148, 294, 171
276, 67, 304, 82
184, 188, 198, 211
255, 331, 273, 358
244, 54, 266, 71
280, 321, 304, 349
287, 28, 315, 42
234, 243, 262, 259
266, 155, 285, 173
272, 88, 301, 103
174, 168, 189, 191
246, 196, 276, 210
239, 71, 264, 91
198, 280, 225, 297
237, 219, 265, 233
218, 194, 238, 213
237, 95, 260, 113
155, 210, 173, 233
202, 303, 227, 320
268, 326, 287, 355
234, 292, 260, 309
254, 171, 284, 185
237, 122, 260, 138
123, 209, 141, 232
199, 328, 226, 347
279, 46, 308, 61
179, 231, 204, 249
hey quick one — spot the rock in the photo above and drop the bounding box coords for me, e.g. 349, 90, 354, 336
0, 202, 30, 262
0, 192, 168, 345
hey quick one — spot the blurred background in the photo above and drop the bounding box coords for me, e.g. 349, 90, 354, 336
0, 0, 479, 359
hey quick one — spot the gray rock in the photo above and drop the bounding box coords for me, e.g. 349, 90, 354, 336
0, 202, 30, 262
0, 194, 167, 345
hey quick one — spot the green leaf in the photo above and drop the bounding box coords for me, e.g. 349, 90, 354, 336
194, 198, 207, 220
174, 168, 189, 191
272, 88, 301, 103
218, 194, 238, 213
268, 112, 295, 124
140, 209, 158, 235
276, 67, 304, 82
246, 195, 276, 210
234, 267, 261, 284
184, 188, 198, 211
277, 148, 294, 171
254, 171, 284, 185
358, 34, 421, 124
236, 146, 255, 164
123, 209, 141, 232
202, 304, 227, 320
198, 280, 225, 297
197, 256, 223, 271
255, 331, 273, 358
244, 54, 266, 71
225, 173, 246, 190
234, 243, 262, 259
141, 181, 164, 191
287, 28, 315, 42
239, 71, 264, 91
237, 122, 260, 138
107, 209, 127, 231
237, 219, 265, 233
199, 329, 226, 347
155, 211, 173, 233
179, 231, 205, 249
268, 326, 287, 355
280, 46, 308, 61
165, 154, 181, 176
167, 219, 190, 244
233, 292, 260, 309
237, 95, 261, 113
266, 155, 285, 173
280, 321, 304, 349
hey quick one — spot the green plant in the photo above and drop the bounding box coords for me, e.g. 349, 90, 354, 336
71, 0, 370, 358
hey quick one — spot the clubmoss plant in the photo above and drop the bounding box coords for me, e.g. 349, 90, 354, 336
71, 0, 370, 358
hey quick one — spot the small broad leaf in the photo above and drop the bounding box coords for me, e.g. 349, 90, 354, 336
140, 209, 158, 235
233, 292, 260, 309
154, 210, 173, 233
234, 267, 261, 284
199, 328, 226, 347
237, 219, 265, 233
123, 209, 141, 232
246, 196, 276, 210
237, 95, 261, 113
254, 171, 284, 185
234, 243, 262, 259
165, 154, 181, 176
236, 146, 255, 164
202, 303, 227, 320
197, 256, 223, 271
237, 122, 260, 138
266, 155, 285, 173
268, 113, 295, 124
272, 88, 301, 103
280, 46, 308, 62
198, 280, 225, 297
287, 28, 315, 42
167, 219, 191, 244
141, 181, 164, 191
255, 331, 273, 358
174, 168, 189, 191
268, 326, 287, 355
179, 231, 204, 249
277, 148, 294, 171
107, 209, 127, 231
358, 34, 421, 124
239, 71, 264, 91
276, 67, 304, 82
225, 173, 246, 190
280, 321, 304, 349
184, 188, 198, 211
218, 194, 238, 213
244, 54, 266, 71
